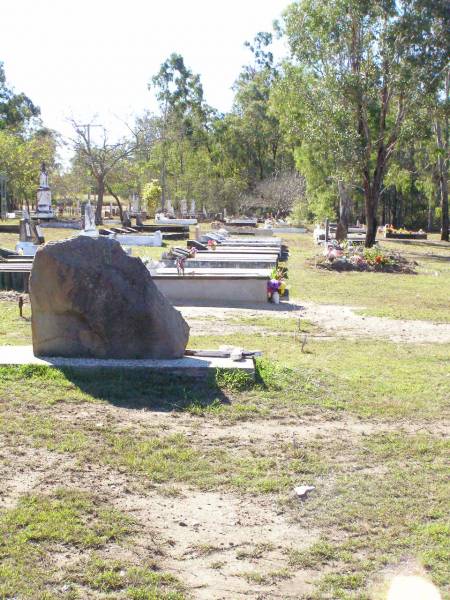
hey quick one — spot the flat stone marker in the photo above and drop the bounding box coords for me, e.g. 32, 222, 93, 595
0, 345, 255, 378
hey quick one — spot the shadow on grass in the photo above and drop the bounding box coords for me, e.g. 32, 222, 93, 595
6, 364, 256, 412
409, 253, 450, 262
384, 238, 450, 249
64, 366, 236, 412
1, 359, 290, 414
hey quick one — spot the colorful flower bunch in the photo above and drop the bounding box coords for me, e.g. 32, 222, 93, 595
362, 247, 392, 266
207, 239, 217, 250
267, 267, 287, 300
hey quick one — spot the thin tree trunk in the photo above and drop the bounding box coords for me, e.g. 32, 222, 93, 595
95, 179, 104, 225
336, 180, 351, 241
105, 183, 124, 222
427, 196, 433, 231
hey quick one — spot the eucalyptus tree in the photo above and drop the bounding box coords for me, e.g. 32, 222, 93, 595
233, 32, 283, 182
0, 62, 40, 132
150, 54, 211, 208
229, 32, 295, 189
276, 0, 448, 246
433, 67, 449, 240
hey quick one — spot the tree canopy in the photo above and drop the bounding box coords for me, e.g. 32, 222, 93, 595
0, 2, 448, 241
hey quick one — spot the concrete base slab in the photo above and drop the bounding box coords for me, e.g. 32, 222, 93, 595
0, 345, 255, 377
152, 273, 269, 304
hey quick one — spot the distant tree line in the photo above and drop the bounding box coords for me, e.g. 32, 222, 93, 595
1, 0, 448, 245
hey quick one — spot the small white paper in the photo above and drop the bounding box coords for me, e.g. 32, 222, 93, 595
294, 485, 315, 498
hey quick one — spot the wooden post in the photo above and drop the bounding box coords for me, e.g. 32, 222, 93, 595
325, 218, 329, 242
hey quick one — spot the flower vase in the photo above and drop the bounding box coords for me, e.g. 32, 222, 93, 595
272, 291, 280, 304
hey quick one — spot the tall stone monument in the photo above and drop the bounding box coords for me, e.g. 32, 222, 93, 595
36, 163, 54, 219
80, 201, 98, 236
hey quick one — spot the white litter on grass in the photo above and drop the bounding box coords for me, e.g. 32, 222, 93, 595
219, 345, 245, 361
294, 485, 315, 498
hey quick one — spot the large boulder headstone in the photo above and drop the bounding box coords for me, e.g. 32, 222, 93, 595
30, 236, 189, 358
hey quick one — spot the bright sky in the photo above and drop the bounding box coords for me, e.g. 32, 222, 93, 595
1, 0, 289, 149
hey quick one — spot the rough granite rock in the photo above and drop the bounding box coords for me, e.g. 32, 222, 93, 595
30, 236, 189, 358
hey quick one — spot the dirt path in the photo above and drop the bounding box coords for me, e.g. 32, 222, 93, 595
2, 292, 448, 344
297, 301, 450, 344
179, 301, 450, 344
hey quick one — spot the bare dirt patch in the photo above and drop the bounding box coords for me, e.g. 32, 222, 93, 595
0, 432, 319, 599
2, 383, 448, 598
178, 301, 450, 344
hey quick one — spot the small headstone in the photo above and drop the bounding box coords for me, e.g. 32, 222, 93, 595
17, 214, 40, 255
20, 219, 33, 242
153, 230, 163, 246
122, 210, 131, 227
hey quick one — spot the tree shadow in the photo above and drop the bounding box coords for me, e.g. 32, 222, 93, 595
175, 300, 302, 312
386, 239, 450, 249
409, 253, 450, 263
53, 366, 232, 412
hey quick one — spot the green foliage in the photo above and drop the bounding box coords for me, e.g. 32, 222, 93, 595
272, 0, 448, 237
0, 61, 40, 131
142, 179, 162, 214
0, 128, 56, 207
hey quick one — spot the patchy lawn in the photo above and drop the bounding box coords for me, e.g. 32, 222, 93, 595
0, 228, 449, 598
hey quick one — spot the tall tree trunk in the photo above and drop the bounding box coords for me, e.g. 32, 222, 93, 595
364, 153, 385, 246
435, 118, 449, 241
434, 69, 449, 241
336, 180, 352, 241
105, 183, 124, 222
95, 178, 104, 225
364, 189, 378, 247
427, 196, 433, 232
160, 98, 169, 211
